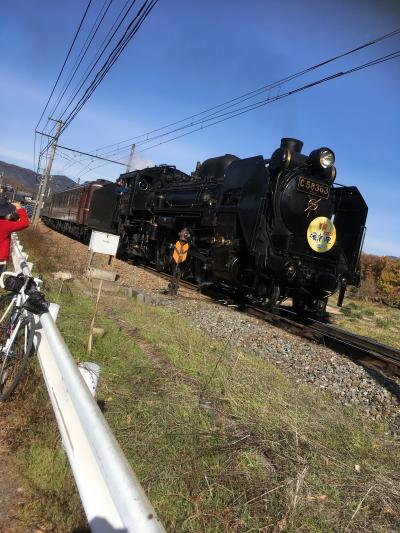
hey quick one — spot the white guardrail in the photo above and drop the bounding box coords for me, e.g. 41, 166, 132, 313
10, 234, 166, 533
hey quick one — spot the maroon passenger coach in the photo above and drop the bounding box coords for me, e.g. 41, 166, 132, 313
41, 179, 110, 242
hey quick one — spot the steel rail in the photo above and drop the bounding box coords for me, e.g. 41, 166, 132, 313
309, 320, 400, 369
246, 305, 400, 376
131, 262, 400, 376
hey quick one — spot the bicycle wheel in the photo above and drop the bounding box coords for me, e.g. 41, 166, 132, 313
0, 312, 33, 401
0, 292, 14, 314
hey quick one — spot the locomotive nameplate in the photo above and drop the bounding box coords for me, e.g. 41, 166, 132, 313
297, 176, 330, 199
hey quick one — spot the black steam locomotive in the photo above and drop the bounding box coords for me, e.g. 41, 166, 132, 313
81, 137, 367, 317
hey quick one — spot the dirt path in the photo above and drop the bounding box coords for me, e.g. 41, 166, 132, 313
0, 402, 25, 533
30, 223, 201, 300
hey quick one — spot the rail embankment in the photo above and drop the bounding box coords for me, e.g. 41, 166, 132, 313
7, 225, 400, 532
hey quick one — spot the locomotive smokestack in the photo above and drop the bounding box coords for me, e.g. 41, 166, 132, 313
280, 138, 303, 154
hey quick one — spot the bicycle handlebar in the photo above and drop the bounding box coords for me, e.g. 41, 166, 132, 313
0, 272, 42, 291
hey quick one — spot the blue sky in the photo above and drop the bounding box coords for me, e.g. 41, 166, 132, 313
0, 0, 399, 255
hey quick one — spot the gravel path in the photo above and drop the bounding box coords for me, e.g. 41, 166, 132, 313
35, 224, 400, 435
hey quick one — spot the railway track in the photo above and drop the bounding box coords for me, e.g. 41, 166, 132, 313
247, 307, 400, 378
135, 263, 400, 378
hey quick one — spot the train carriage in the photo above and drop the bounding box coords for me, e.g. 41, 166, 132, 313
41, 179, 110, 242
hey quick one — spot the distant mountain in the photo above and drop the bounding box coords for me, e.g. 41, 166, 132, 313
0, 160, 75, 196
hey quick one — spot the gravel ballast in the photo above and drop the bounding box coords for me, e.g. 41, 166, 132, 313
34, 224, 400, 435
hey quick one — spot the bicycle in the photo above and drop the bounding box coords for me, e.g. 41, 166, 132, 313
0, 272, 48, 401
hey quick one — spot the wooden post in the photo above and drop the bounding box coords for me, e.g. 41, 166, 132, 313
53, 271, 73, 295
87, 251, 95, 272
87, 279, 103, 354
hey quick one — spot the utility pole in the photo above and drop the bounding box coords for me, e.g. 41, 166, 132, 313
32, 119, 62, 228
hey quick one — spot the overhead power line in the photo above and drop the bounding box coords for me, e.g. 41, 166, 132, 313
52, 0, 139, 128
59, 0, 159, 133
37, 0, 159, 161
34, 0, 93, 176
87, 26, 400, 157
37, 0, 138, 152
63, 47, 400, 182
36, 131, 126, 166
35, 0, 93, 131
46, 0, 114, 124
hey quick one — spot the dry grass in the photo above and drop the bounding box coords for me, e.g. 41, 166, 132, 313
3, 363, 86, 532
11, 227, 400, 532
329, 297, 400, 350
101, 297, 400, 532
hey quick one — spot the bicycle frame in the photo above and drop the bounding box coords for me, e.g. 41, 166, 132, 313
0, 273, 39, 378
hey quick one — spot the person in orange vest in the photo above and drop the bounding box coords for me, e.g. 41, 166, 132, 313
168, 228, 191, 296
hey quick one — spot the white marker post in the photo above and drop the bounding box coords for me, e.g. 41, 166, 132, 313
86, 231, 120, 354
88, 230, 120, 269
87, 268, 117, 354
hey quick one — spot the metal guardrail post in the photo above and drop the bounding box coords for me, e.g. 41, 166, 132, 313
10, 234, 166, 533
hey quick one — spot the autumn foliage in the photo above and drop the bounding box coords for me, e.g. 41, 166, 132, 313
356, 254, 400, 307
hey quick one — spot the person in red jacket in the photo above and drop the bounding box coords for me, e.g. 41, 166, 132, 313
0, 197, 29, 274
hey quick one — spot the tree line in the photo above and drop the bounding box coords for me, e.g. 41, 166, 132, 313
354, 254, 400, 307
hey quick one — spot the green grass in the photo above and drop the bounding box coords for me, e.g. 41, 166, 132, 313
11, 228, 400, 531
7, 362, 86, 531
330, 296, 400, 349
100, 297, 400, 532
340, 302, 375, 319
19, 283, 398, 531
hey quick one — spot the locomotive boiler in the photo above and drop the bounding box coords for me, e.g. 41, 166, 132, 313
87, 138, 367, 317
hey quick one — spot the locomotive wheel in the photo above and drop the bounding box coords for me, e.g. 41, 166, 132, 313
155, 240, 172, 272
117, 231, 130, 258
292, 295, 329, 321
193, 257, 207, 286
259, 283, 280, 310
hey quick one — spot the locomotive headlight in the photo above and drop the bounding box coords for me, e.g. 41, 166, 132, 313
308, 147, 335, 170
319, 149, 335, 168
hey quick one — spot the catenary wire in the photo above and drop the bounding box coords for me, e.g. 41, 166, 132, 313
66, 48, 400, 181
35, 0, 93, 131
65, 44, 400, 178
38, 26, 399, 180
87, 26, 400, 156
37, 0, 154, 159
46, 0, 113, 125
37, 133, 126, 165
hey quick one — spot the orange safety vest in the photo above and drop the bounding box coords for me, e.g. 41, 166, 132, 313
172, 241, 189, 264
